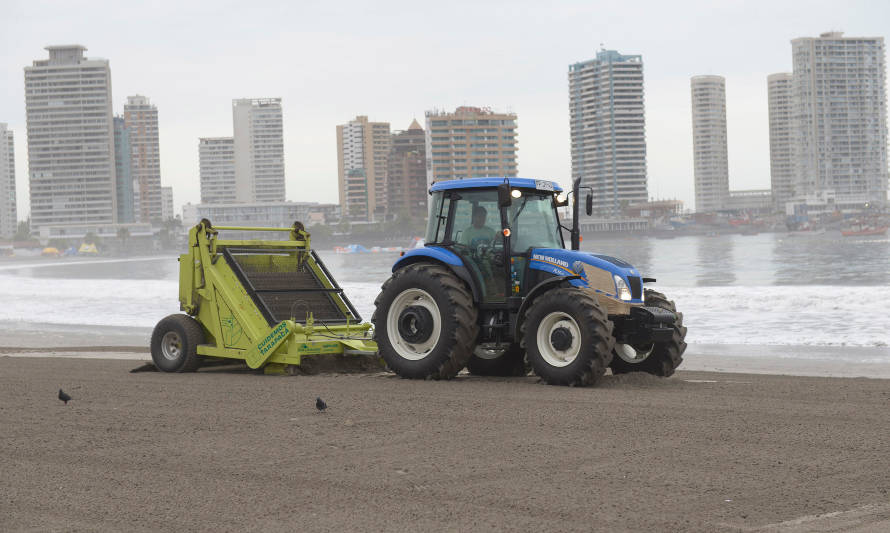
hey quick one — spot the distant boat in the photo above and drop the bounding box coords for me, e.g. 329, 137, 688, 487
841, 226, 888, 237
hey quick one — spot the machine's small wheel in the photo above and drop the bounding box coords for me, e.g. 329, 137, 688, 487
150, 314, 205, 372
466, 343, 528, 377
610, 289, 687, 377
521, 288, 614, 386
372, 263, 478, 380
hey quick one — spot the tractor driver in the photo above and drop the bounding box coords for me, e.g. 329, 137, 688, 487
460, 205, 497, 248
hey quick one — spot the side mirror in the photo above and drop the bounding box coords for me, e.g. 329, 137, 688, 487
585, 194, 593, 216
497, 183, 512, 207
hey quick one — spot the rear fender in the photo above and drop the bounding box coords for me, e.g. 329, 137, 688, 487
392, 248, 480, 302
514, 275, 581, 339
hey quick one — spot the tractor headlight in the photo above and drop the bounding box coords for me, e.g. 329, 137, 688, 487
613, 275, 632, 301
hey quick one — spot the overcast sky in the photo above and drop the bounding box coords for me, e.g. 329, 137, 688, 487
2, 0, 888, 219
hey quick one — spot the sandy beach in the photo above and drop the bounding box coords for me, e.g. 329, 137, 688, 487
2, 353, 890, 532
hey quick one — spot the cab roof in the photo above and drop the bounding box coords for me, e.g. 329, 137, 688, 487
429, 177, 563, 193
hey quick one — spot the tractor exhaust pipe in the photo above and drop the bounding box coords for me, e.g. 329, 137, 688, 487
571, 177, 581, 250
570, 177, 592, 251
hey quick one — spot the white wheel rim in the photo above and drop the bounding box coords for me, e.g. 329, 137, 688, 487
386, 288, 442, 361
615, 343, 654, 363
161, 331, 183, 361
474, 343, 507, 360
536, 312, 581, 367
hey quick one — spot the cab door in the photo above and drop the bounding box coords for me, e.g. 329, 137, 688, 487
446, 190, 507, 303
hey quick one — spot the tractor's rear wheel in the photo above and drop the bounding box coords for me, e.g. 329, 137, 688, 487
150, 314, 205, 372
610, 289, 687, 377
372, 263, 478, 380
466, 343, 528, 377
521, 288, 614, 386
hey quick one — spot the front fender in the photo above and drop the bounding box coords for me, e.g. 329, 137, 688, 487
392, 248, 480, 302
392, 247, 463, 271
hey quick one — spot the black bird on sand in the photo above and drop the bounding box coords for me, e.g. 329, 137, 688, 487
58, 389, 72, 405
316, 397, 327, 412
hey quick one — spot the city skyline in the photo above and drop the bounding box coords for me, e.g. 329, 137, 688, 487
2, 1, 889, 219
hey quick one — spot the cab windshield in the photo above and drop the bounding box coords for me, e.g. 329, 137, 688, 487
508, 191, 563, 252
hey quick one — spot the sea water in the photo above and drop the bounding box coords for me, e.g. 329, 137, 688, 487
0, 233, 887, 349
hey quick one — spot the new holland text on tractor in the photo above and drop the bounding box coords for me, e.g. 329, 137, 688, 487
372, 178, 687, 386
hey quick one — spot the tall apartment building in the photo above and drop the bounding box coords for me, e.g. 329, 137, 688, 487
569, 49, 648, 216
199, 137, 236, 204
690, 75, 730, 212
790, 32, 888, 206
767, 73, 794, 209
112, 117, 135, 223
124, 95, 162, 222
161, 186, 173, 221
233, 98, 285, 203
386, 120, 427, 217
424, 106, 518, 185
24, 45, 116, 229
336, 115, 391, 220
0, 124, 15, 239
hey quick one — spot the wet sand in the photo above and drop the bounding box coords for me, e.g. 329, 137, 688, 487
2, 356, 890, 532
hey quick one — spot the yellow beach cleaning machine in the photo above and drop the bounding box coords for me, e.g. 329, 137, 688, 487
150, 220, 378, 374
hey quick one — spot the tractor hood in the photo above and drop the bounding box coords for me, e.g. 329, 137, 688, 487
528, 248, 645, 303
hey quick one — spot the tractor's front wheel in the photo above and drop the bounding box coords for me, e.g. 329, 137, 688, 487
521, 288, 614, 386
372, 263, 478, 379
150, 314, 205, 372
466, 343, 528, 377
610, 289, 687, 377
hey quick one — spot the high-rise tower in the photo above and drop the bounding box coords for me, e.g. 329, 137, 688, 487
387, 120, 427, 217
199, 137, 236, 204
690, 75, 730, 212
424, 106, 518, 185
767, 73, 794, 209
0, 124, 15, 239
124, 95, 162, 222
336, 115, 391, 220
790, 32, 887, 206
232, 98, 285, 203
569, 49, 647, 216
24, 45, 116, 229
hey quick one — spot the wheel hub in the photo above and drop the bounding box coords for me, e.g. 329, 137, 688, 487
398, 305, 434, 343
550, 327, 573, 351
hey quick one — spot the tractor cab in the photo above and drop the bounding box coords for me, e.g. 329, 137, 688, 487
422, 178, 566, 304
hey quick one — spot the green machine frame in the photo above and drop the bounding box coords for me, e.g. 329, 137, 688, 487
179, 219, 376, 373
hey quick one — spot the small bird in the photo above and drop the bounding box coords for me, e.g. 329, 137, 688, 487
58, 389, 72, 405
316, 397, 327, 412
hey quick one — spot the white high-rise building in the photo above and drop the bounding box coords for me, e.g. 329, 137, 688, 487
767, 73, 794, 208
232, 98, 285, 203
0, 124, 15, 239
791, 32, 888, 206
690, 75, 730, 212
199, 137, 236, 204
336, 115, 391, 220
25, 45, 116, 229
124, 95, 162, 222
569, 49, 648, 216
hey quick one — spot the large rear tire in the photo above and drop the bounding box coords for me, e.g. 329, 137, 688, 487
521, 288, 614, 386
466, 343, 528, 377
150, 314, 205, 372
610, 289, 687, 377
372, 263, 478, 380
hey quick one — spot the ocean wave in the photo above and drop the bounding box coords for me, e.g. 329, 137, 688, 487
0, 272, 886, 348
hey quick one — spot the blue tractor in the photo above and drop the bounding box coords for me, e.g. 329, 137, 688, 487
372, 178, 687, 386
